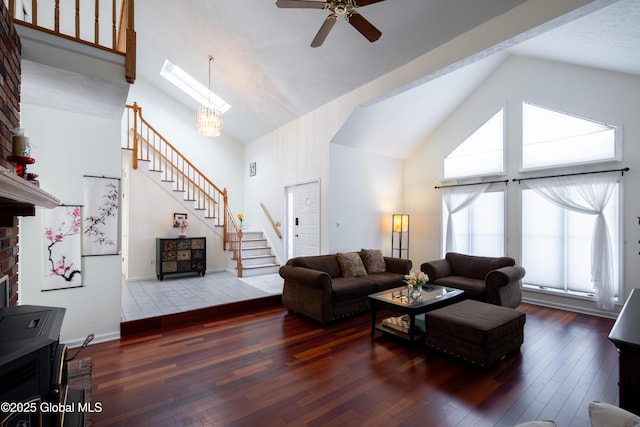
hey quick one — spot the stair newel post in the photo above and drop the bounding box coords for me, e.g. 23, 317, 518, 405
132, 102, 139, 170
237, 235, 243, 277
223, 189, 228, 248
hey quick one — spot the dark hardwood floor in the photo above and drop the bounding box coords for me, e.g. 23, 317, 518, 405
82, 303, 618, 426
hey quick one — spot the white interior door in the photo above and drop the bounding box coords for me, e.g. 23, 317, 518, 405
285, 181, 320, 259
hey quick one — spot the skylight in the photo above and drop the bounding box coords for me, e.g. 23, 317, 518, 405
160, 59, 232, 114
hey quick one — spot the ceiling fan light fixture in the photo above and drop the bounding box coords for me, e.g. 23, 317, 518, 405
276, 0, 384, 47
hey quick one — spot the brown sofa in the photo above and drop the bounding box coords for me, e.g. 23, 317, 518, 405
279, 250, 412, 324
420, 252, 525, 308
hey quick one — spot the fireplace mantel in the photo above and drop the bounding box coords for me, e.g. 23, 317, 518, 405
0, 166, 59, 225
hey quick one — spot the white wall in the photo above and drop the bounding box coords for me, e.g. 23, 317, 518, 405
405, 55, 640, 316
329, 144, 404, 255
19, 104, 122, 345
124, 78, 246, 279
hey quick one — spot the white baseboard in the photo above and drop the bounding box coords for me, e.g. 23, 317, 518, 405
63, 331, 120, 349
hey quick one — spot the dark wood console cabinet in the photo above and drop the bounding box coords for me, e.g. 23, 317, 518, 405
608, 288, 640, 416
156, 237, 206, 280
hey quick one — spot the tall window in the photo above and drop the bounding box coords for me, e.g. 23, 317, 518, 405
444, 109, 504, 179
441, 109, 505, 256
520, 102, 622, 309
442, 189, 504, 257
522, 102, 618, 170
522, 185, 619, 296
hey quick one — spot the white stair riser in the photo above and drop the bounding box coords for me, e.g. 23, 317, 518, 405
242, 265, 280, 277
241, 247, 272, 257
242, 256, 276, 267
242, 240, 267, 249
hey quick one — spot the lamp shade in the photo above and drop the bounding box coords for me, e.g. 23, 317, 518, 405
196, 106, 224, 137
392, 214, 409, 232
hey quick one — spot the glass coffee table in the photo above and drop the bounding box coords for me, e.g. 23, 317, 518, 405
369, 285, 464, 342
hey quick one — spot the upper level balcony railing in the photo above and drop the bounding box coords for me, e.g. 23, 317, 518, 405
5, 0, 136, 83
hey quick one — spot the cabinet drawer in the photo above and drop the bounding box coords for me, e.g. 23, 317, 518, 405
191, 239, 205, 249
162, 261, 177, 273
162, 251, 177, 262
177, 239, 191, 250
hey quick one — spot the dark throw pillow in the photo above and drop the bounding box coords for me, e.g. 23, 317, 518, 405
336, 252, 368, 278
360, 249, 386, 274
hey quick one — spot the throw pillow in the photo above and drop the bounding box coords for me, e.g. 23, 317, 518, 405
589, 401, 640, 427
337, 252, 368, 278
360, 249, 386, 274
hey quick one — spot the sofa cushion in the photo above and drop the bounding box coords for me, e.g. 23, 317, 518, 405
434, 276, 486, 300
331, 277, 376, 300
366, 272, 406, 291
360, 249, 386, 273
589, 401, 640, 427
446, 252, 515, 280
290, 255, 342, 278
337, 252, 368, 277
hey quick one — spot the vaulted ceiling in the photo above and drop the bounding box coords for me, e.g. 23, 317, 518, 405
20, 0, 640, 159
133, 0, 639, 158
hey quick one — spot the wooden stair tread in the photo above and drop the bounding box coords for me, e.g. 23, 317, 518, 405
243, 254, 276, 260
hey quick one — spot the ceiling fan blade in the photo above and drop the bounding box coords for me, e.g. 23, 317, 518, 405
354, 0, 385, 6
311, 13, 339, 47
348, 12, 382, 43
276, 0, 328, 9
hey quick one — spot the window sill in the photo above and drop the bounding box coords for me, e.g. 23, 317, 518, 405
522, 283, 597, 302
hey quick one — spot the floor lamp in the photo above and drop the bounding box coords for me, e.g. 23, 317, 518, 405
391, 214, 409, 259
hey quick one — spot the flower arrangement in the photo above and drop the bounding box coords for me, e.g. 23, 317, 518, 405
173, 218, 188, 228
403, 270, 428, 287
404, 270, 428, 302
237, 213, 244, 227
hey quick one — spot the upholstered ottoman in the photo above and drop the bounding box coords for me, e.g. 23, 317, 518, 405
425, 299, 525, 367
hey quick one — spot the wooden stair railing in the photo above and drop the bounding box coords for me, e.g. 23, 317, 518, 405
8, 0, 136, 83
224, 206, 243, 278
124, 103, 244, 276
260, 202, 282, 239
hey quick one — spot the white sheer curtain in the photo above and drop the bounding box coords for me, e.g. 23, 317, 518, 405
442, 183, 490, 253
525, 171, 620, 310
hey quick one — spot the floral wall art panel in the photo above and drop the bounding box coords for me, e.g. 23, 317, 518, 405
83, 176, 120, 256
43, 205, 83, 290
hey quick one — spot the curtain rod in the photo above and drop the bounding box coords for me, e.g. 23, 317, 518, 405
83, 174, 121, 180
434, 179, 508, 189
512, 167, 629, 183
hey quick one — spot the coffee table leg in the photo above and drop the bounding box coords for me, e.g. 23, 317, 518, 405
409, 315, 416, 341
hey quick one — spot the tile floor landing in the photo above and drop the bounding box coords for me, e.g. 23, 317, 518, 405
122, 271, 283, 322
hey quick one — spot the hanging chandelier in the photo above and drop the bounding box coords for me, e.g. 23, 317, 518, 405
196, 55, 224, 137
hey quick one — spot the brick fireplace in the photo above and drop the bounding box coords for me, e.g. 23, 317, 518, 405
1, 2, 22, 307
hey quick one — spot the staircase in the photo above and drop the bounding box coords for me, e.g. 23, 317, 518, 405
232, 230, 279, 277
123, 103, 279, 277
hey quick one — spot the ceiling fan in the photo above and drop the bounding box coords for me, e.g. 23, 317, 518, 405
276, 0, 385, 47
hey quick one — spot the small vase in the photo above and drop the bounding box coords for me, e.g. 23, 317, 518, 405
409, 284, 423, 302
178, 225, 187, 238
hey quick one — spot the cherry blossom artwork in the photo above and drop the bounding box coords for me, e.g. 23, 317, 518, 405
43, 205, 82, 290
83, 176, 120, 256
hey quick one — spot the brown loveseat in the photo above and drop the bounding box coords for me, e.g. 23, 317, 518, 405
420, 252, 525, 308
279, 250, 412, 324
